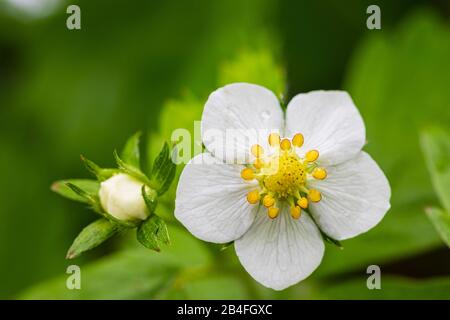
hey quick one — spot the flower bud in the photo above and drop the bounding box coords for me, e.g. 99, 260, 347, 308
99, 173, 149, 221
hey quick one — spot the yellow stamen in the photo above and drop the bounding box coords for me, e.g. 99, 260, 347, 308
305, 150, 319, 162
292, 133, 304, 148
251, 144, 264, 158
280, 139, 291, 151
297, 197, 308, 209
308, 189, 321, 202
253, 158, 263, 170
312, 167, 327, 180
262, 195, 275, 208
290, 206, 302, 219
268, 133, 281, 147
244, 135, 324, 212
268, 206, 279, 219
246, 190, 260, 204
241, 168, 255, 180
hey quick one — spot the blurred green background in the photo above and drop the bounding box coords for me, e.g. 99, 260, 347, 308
1, 0, 450, 299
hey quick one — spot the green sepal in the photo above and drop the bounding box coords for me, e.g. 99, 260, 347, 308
121, 131, 142, 169
80, 155, 118, 181
142, 185, 158, 214
136, 215, 170, 252
150, 142, 176, 195
104, 213, 142, 229
113, 150, 152, 185
305, 210, 343, 249
321, 231, 343, 249
51, 179, 99, 203
66, 218, 120, 259
65, 182, 103, 213
54, 180, 138, 228
220, 242, 233, 251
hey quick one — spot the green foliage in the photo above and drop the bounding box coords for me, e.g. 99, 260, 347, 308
147, 94, 204, 205
218, 49, 285, 98
8, 2, 450, 300
320, 10, 450, 277
345, 10, 450, 205
137, 215, 170, 252
421, 127, 450, 247
421, 127, 450, 212
1, 0, 282, 299
19, 227, 212, 299
50, 131, 179, 258
29, 33, 287, 299
426, 207, 450, 248
67, 219, 120, 259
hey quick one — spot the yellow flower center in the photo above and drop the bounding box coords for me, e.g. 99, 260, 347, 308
242, 132, 327, 220
263, 153, 306, 198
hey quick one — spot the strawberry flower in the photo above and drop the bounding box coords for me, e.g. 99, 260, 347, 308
175, 83, 391, 290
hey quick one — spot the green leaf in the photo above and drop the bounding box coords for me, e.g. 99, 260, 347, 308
18, 227, 211, 299
136, 215, 170, 252
426, 207, 450, 248
120, 131, 142, 169
142, 185, 158, 214
150, 142, 176, 195
51, 179, 99, 204
420, 127, 450, 212
66, 218, 120, 259
113, 150, 151, 186
80, 155, 118, 181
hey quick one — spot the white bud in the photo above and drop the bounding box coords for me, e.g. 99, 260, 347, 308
99, 173, 149, 221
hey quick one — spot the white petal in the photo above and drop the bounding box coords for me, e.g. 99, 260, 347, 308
308, 152, 391, 240
286, 91, 365, 165
201, 83, 284, 164
235, 204, 324, 290
175, 153, 259, 243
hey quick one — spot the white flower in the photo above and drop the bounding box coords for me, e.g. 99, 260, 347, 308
99, 173, 149, 221
175, 83, 391, 290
